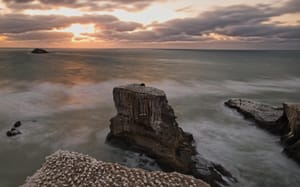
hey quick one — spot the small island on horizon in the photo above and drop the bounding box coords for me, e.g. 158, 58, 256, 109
31, 48, 48, 54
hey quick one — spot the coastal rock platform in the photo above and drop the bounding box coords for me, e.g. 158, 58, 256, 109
22, 150, 210, 187
225, 98, 300, 164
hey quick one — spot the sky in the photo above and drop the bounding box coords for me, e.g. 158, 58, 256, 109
0, 0, 299, 49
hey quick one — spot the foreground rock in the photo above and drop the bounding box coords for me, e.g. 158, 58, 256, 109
225, 98, 300, 164
22, 150, 210, 187
224, 98, 287, 134
31, 48, 48, 54
107, 84, 236, 187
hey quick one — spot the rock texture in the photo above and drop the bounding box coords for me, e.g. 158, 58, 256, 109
225, 98, 300, 164
282, 103, 300, 164
224, 98, 287, 134
31, 48, 48, 54
22, 150, 210, 187
107, 84, 236, 187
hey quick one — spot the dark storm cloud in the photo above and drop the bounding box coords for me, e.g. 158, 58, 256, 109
2, 0, 162, 11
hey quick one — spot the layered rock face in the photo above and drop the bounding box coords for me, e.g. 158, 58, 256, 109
22, 150, 210, 187
107, 84, 236, 187
225, 98, 300, 164
282, 103, 300, 163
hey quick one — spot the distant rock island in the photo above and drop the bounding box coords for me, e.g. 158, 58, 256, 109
22, 150, 210, 187
31, 48, 48, 54
225, 98, 300, 164
107, 84, 236, 187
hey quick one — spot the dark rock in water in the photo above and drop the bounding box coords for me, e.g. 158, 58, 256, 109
225, 99, 300, 165
31, 48, 48, 54
224, 98, 287, 134
6, 121, 23, 137
6, 128, 22, 137
107, 84, 236, 187
140, 83, 146, 86
14, 121, 22, 128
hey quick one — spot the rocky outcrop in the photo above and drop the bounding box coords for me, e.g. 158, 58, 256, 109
224, 98, 287, 134
282, 103, 300, 164
31, 48, 48, 54
107, 84, 236, 187
225, 99, 300, 164
6, 121, 22, 137
22, 150, 210, 187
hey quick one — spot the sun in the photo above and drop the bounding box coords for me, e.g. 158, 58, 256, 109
56, 23, 96, 42
60, 23, 95, 37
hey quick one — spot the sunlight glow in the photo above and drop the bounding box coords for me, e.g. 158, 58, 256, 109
204, 33, 237, 41
0, 35, 6, 41
55, 23, 96, 42
109, 5, 186, 24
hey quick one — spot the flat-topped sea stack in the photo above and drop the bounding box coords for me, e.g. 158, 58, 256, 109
225, 98, 300, 164
22, 150, 210, 187
31, 48, 48, 54
107, 84, 236, 187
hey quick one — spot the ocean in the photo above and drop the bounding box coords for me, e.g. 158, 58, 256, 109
0, 48, 300, 187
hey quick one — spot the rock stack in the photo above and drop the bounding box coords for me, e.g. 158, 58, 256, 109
107, 84, 236, 187
225, 98, 300, 164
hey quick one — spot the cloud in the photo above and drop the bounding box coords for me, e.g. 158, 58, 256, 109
279, 0, 300, 14
95, 2, 299, 45
3, 31, 73, 41
94, 1, 300, 48
0, 14, 141, 34
2, 0, 163, 11
0, 0, 299, 48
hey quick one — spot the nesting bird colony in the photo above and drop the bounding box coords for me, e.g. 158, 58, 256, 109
22, 150, 210, 187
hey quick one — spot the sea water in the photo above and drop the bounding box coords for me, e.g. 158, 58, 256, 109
0, 48, 300, 187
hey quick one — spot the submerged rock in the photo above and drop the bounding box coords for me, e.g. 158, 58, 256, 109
22, 150, 210, 187
107, 84, 236, 187
225, 99, 300, 164
224, 98, 287, 134
31, 48, 48, 54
